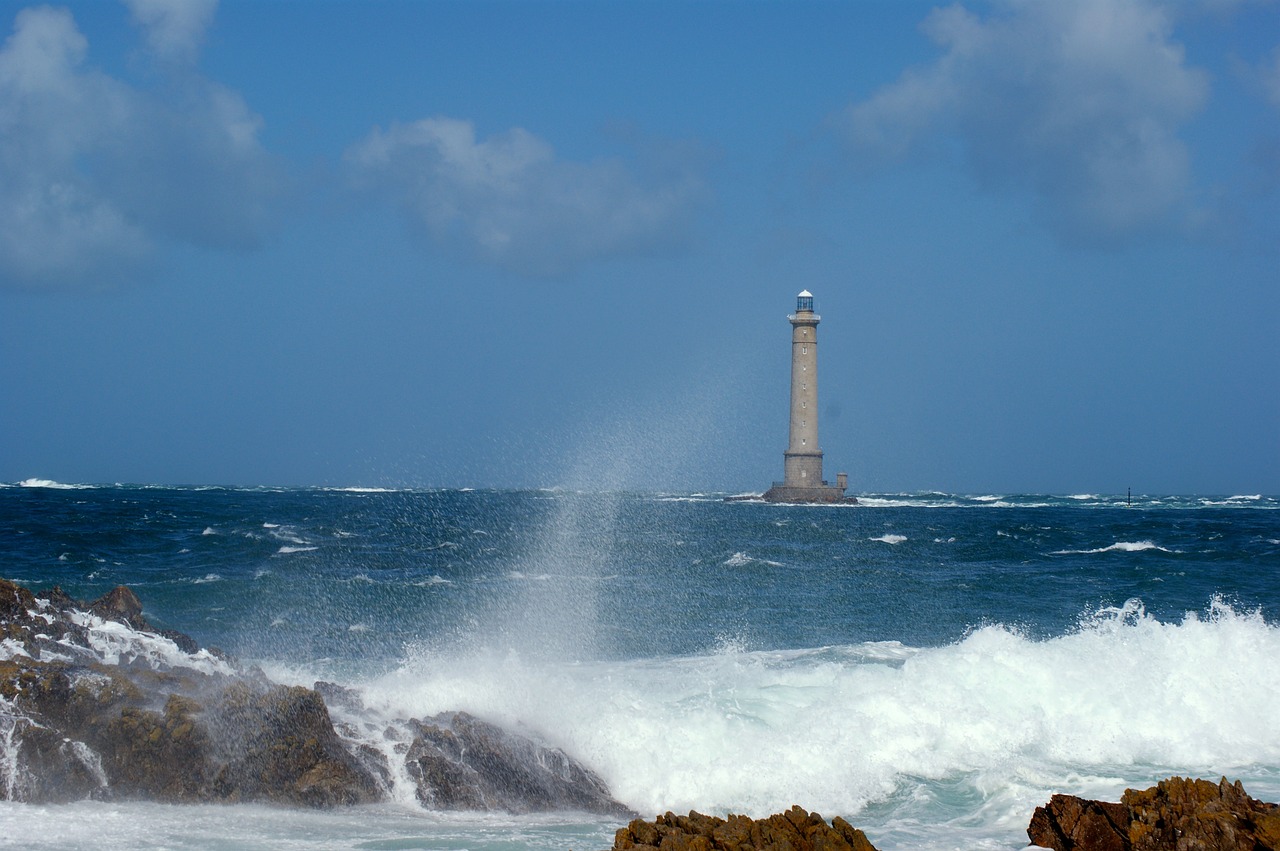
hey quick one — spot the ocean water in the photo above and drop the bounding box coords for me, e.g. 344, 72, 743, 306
1, 480, 1277, 850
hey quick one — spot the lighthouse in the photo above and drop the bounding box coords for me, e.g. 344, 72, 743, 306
762, 290, 852, 503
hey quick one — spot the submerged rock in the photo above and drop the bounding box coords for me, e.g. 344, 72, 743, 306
611, 806, 879, 851
1028, 776, 1280, 851
0, 578, 629, 815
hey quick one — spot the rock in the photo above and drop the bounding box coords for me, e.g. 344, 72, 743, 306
611, 805, 879, 851
1028, 794, 1131, 851
205, 682, 381, 807
0, 579, 381, 807
88, 586, 146, 629
0, 578, 631, 816
1028, 776, 1280, 851
405, 711, 631, 816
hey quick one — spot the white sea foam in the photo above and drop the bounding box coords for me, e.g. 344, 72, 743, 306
275, 546, 318, 555
352, 598, 1280, 829
869, 534, 907, 545
414, 576, 451, 586
722, 552, 783, 567
0, 639, 30, 661
1051, 540, 1175, 555
0, 800, 620, 851
64, 611, 234, 676
17, 478, 88, 489
192, 573, 222, 584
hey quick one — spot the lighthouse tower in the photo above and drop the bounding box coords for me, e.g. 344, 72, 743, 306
762, 291, 851, 503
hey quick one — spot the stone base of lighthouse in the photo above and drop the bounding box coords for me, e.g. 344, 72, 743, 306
761, 452, 855, 503
761, 483, 854, 503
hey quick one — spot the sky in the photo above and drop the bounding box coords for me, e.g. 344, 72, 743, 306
0, 0, 1277, 495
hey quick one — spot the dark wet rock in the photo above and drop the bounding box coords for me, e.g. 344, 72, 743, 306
611, 806, 879, 851
0, 579, 379, 807
207, 682, 381, 807
1028, 776, 1280, 851
0, 578, 630, 816
405, 710, 631, 817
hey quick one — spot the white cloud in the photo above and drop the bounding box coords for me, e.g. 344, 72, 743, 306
838, 0, 1210, 246
0, 4, 278, 290
123, 0, 217, 65
346, 117, 708, 277
1264, 45, 1280, 109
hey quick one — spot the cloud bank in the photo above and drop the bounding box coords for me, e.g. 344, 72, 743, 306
123, 0, 217, 65
0, 3, 278, 291
837, 0, 1210, 246
346, 117, 708, 277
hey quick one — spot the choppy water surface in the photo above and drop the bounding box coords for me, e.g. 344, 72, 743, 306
2, 482, 1278, 850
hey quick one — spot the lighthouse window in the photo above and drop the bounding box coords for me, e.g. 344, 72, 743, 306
802, 401, 806, 408
802, 382, 807, 390
802, 346, 807, 354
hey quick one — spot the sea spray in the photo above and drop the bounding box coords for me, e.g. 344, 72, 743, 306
355, 598, 1280, 820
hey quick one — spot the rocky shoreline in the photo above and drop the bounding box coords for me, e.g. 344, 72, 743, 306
0, 578, 628, 814
3, 578, 1277, 851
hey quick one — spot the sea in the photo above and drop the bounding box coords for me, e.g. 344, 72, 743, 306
1, 480, 1277, 850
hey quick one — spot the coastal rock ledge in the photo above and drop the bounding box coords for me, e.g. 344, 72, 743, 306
1028, 777, 1280, 851
611, 806, 879, 851
0, 578, 627, 814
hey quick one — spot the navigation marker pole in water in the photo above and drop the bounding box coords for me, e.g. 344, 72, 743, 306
759, 290, 856, 504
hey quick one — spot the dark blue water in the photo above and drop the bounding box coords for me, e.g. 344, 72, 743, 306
3, 482, 1278, 850
4, 484, 1275, 663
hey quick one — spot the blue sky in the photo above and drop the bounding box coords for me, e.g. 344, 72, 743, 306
1, 0, 1276, 494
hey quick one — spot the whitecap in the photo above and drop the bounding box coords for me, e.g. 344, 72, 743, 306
414, 576, 452, 586
276, 545, 319, 555
1052, 541, 1176, 555
193, 574, 222, 584
870, 534, 907, 545
18, 478, 87, 489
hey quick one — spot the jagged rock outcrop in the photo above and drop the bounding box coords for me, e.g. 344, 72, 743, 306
611, 805, 879, 851
1028, 776, 1280, 851
405, 710, 630, 816
0, 578, 380, 806
0, 578, 628, 814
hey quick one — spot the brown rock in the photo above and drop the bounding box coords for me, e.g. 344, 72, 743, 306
1028, 776, 1280, 851
610, 806, 879, 851
89, 586, 147, 629
1028, 794, 1130, 851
